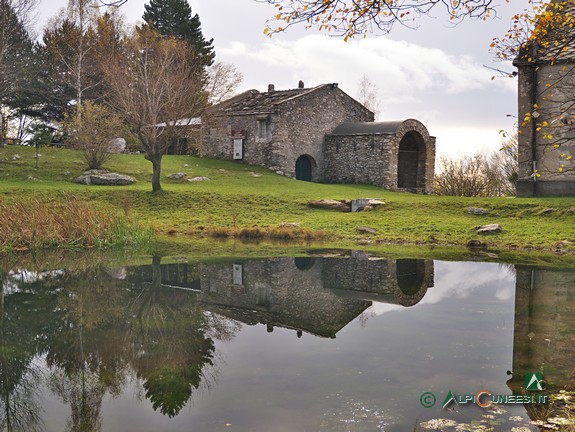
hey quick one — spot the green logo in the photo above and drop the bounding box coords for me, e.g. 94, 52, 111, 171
525, 373, 543, 391
420, 392, 436, 408
442, 391, 458, 409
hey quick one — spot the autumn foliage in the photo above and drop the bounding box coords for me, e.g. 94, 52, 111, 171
263, 0, 506, 40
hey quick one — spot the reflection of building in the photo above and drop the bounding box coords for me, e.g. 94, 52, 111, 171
154, 255, 434, 339
322, 252, 434, 307
508, 266, 575, 393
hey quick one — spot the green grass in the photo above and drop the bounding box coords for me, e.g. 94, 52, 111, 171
2, 144, 575, 257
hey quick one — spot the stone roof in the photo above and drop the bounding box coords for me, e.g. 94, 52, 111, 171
514, 0, 575, 65
330, 121, 406, 135
220, 83, 339, 116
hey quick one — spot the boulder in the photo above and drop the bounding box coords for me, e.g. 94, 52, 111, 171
553, 240, 570, 254
188, 176, 211, 182
476, 224, 502, 235
11, 154, 21, 160
307, 199, 351, 212
108, 138, 126, 153
167, 172, 186, 180
466, 240, 486, 249
467, 207, 488, 215
539, 208, 555, 215
351, 198, 384, 212
566, 208, 575, 215
74, 169, 135, 186
357, 226, 378, 234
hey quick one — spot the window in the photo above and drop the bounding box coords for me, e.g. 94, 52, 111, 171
257, 120, 267, 139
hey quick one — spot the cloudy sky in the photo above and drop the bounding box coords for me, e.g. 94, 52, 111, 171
35, 0, 533, 157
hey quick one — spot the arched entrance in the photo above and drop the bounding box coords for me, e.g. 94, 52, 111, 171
396, 259, 425, 296
294, 257, 316, 271
397, 132, 426, 189
295, 155, 315, 181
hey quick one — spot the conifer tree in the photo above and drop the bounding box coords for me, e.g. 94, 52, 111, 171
142, 0, 215, 69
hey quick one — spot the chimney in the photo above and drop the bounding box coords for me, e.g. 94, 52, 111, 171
268, 84, 275, 92
298, 80, 304, 89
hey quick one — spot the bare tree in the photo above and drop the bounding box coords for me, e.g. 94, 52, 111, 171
205, 61, 243, 106
434, 145, 518, 197
357, 74, 380, 120
43, 0, 101, 116
105, 27, 206, 192
261, 0, 499, 39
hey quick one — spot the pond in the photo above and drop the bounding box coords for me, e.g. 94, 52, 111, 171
0, 251, 574, 431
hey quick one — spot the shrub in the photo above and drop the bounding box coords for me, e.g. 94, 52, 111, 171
62, 101, 125, 169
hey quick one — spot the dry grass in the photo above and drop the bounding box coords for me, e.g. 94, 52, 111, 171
204, 225, 329, 242
0, 195, 151, 251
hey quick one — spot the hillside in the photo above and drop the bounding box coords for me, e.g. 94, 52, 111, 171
1, 145, 575, 258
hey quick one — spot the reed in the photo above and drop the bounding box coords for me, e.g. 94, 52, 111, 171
0, 195, 153, 252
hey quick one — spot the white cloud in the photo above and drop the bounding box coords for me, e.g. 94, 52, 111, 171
222, 34, 503, 96
422, 261, 516, 305
219, 34, 517, 157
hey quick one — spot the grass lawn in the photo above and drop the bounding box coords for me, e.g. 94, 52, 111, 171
1, 144, 575, 260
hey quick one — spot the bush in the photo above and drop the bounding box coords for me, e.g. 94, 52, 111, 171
434, 138, 518, 197
62, 101, 125, 169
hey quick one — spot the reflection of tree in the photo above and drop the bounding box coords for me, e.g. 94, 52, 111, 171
0, 255, 239, 427
48, 371, 105, 432
0, 269, 56, 432
127, 256, 215, 418
46, 270, 130, 432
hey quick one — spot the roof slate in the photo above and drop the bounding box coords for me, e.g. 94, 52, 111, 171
221, 84, 334, 115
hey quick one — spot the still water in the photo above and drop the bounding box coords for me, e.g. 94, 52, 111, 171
0, 252, 574, 431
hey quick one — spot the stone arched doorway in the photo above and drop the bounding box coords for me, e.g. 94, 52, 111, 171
397, 132, 426, 190
295, 154, 316, 181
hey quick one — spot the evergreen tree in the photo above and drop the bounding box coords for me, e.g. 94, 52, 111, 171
142, 0, 215, 69
0, 0, 37, 136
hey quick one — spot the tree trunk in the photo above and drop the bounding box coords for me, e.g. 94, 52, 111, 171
150, 153, 163, 193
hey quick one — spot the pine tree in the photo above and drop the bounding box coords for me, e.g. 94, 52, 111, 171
0, 0, 37, 142
142, 0, 215, 68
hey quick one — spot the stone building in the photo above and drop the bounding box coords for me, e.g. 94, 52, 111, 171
514, 0, 575, 196
201, 82, 436, 193
324, 119, 436, 192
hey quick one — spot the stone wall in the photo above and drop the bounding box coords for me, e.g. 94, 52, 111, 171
323, 134, 395, 187
273, 85, 373, 178
516, 63, 575, 196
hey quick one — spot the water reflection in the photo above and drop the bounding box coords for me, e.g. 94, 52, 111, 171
0, 254, 574, 431
508, 266, 575, 392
